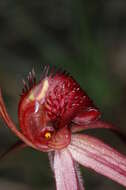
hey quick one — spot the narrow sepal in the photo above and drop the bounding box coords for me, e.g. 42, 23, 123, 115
0, 89, 36, 149
54, 149, 85, 190
68, 134, 126, 187
71, 120, 126, 144
71, 120, 119, 133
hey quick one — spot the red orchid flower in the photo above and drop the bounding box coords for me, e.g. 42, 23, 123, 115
0, 66, 126, 190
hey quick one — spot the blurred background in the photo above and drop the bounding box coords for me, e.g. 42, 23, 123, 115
0, 0, 126, 189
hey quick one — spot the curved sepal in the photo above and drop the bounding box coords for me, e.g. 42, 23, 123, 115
68, 134, 126, 187
54, 149, 85, 190
0, 89, 36, 149
71, 120, 126, 144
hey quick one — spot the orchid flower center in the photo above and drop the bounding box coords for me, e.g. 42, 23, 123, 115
44, 132, 52, 139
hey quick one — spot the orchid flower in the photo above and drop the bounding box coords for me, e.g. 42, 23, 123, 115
0, 66, 126, 190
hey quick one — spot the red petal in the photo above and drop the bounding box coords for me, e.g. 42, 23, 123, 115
0, 89, 36, 149
54, 149, 85, 190
71, 120, 126, 145
68, 134, 126, 187
71, 120, 117, 133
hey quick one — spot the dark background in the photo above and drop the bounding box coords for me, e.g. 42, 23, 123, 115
0, 0, 126, 189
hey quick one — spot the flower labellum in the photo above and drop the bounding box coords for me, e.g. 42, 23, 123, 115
0, 65, 126, 190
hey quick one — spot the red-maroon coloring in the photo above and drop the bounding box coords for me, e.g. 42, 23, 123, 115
18, 66, 100, 151
1, 66, 126, 190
